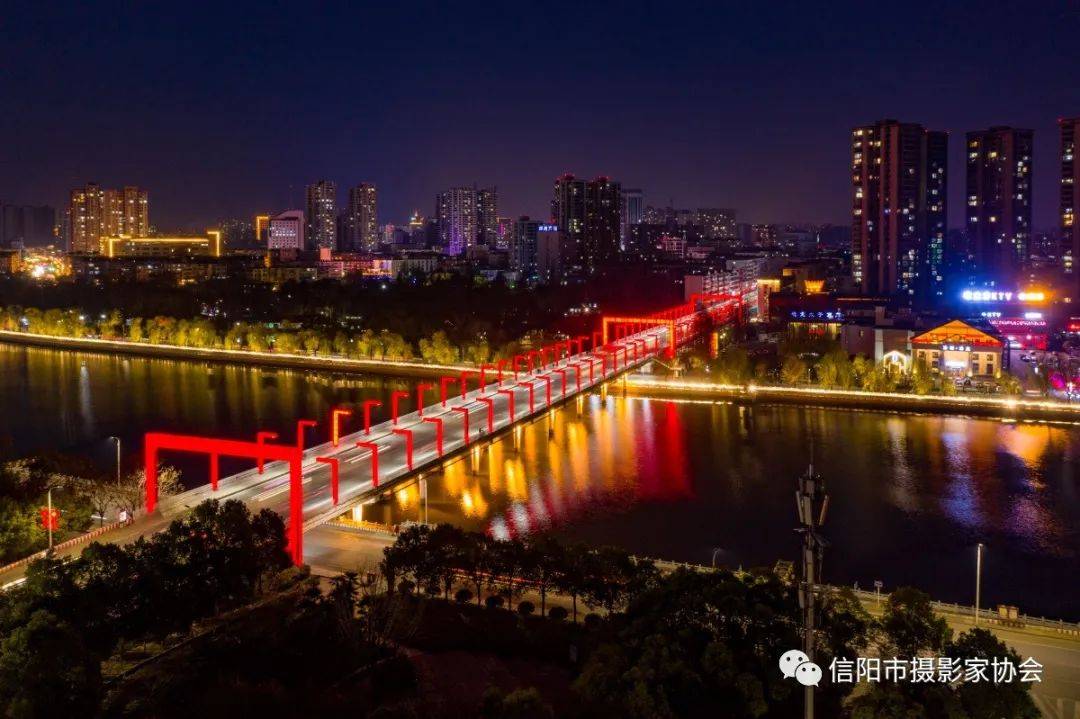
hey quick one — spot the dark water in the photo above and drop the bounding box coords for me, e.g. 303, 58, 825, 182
1, 343, 1078, 619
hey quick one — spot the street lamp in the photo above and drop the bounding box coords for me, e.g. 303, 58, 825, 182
974, 543, 984, 625
108, 436, 121, 483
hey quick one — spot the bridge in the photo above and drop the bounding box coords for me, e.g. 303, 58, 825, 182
1, 295, 743, 580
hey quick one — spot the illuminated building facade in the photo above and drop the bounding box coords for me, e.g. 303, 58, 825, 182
306, 180, 337, 250
476, 187, 499, 247
1060, 117, 1080, 299
436, 187, 478, 255
268, 210, 305, 250
965, 127, 1033, 282
103, 231, 222, 258
551, 174, 586, 266
68, 184, 148, 254
511, 217, 541, 272
911, 320, 1003, 379
345, 183, 378, 252
851, 120, 947, 299
68, 184, 105, 253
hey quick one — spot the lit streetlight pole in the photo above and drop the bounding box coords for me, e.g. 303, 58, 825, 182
974, 543, 984, 625
109, 436, 122, 483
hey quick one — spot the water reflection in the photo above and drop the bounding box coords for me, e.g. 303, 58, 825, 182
1, 343, 1078, 618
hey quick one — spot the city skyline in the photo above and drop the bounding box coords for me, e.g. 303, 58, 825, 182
2, 2, 1079, 230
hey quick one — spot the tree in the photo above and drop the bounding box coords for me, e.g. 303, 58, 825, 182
480, 687, 554, 719
714, 347, 752, 384
998, 372, 1023, 396
0, 497, 42, 563
949, 628, 1038, 718
113, 465, 182, 518
574, 569, 800, 718
0, 609, 102, 717
879, 587, 950, 658
780, 355, 808, 386
274, 331, 300, 354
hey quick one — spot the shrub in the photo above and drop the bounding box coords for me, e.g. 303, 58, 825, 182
454, 588, 473, 604
547, 607, 568, 621
517, 601, 535, 617
485, 595, 505, 610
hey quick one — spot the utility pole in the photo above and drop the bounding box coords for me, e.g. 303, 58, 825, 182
796, 459, 829, 719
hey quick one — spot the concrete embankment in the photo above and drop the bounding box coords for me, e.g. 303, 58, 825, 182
623, 375, 1080, 423
0, 330, 466, 379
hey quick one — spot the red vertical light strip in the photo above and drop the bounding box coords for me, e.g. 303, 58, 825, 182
255, 431, 278, 473
440, 377, 457, 407
331, 408, 352, 447
390, 390, 410, 424
295, 419, 317, 450
416, 383, 433, 416
497, 389, 516, 422
423, 416, 444, 456
362, 400, 382, 434
392, 428, 414, 470
356, 441, 379, 487
451, 406, 470, 445
477, 397, 496, 432
317, 456, 340, 505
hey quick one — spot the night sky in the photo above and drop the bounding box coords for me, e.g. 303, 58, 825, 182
2, 1, 1079, 231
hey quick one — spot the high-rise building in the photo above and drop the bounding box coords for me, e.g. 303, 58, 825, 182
851, 120, 947, 298
496, 216, 513, 250
1059, 117, 1080, 295
345, 183, 378, 251
511, 217, 540, 272
536, 224, 563, 279
68, 183, 105, 253
965, 127, 1033, 282
306, 180, 337, 250
552, 174, 625, 271
583, 176, 621, 270
476, 187, 499, 246
620, 188, 644, 249
1, 204, 56, 248
551, 174, 587, 264
104, 186, 148, 239
268, 210, 305, 250
436, 187, 478, 255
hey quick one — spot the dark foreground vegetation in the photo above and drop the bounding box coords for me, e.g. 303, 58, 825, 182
0, 510, 1038, 718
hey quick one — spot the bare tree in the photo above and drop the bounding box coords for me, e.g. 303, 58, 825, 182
113, 465, 182, 518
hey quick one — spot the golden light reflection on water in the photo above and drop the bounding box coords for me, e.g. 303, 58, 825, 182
367, 392, 694, 540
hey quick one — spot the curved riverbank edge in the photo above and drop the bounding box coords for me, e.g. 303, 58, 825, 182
0, 330, 468, 379
624, 375, 1080, 423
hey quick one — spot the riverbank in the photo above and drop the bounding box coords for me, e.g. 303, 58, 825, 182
624, 374, 1080, 423
0, 329, 467, 379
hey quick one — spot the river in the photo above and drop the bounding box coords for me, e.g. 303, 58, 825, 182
1, 342, 1077, 619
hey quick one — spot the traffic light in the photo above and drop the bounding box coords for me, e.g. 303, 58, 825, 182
39, 506, 60, 532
